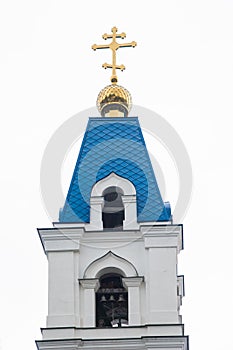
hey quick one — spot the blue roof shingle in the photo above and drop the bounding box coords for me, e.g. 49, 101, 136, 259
59, 117, 170, 223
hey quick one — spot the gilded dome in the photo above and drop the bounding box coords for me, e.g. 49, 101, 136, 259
97, 84, 132, 117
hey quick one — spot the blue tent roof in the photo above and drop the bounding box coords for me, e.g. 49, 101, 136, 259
59, 117, 171, 223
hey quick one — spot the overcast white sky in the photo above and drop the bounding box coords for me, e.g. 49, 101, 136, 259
1, 1, 233, 350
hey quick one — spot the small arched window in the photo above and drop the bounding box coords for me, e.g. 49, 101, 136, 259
89, 173, 139, 231
96, 273, 128, 327
102, 186, 125, 229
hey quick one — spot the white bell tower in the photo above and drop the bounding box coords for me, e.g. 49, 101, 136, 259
36, 27, 189, 350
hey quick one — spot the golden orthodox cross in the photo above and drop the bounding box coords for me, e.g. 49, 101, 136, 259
92, 26, 137, 84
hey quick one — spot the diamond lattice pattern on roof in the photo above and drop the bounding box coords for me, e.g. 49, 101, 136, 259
59, 117, 170, 223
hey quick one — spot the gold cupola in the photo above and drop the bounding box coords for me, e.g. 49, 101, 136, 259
96, 84, 132, 117
92, 26, 136, 117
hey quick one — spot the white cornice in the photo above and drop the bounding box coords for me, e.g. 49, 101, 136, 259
38, 224, 183, 253
141, 225, 183, 252
38, 326, 188, 348
38, 227, 84, 253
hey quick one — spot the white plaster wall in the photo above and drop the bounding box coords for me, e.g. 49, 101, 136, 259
145, 247, 179, 323
39, 224, 183, 332
47, 251, 76, 327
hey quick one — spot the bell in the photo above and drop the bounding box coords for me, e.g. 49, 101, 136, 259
100, 295, 107, 302
109, 295, 115, 302
118, 294, 125, 302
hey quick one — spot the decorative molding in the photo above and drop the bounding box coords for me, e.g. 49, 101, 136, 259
38, 228, 83, 253
79, 278, 100, 291
37, 333, 189, 350
141, 225, 183, 251
83, 251, 138, 278
91, 172, 136, 197
122, 276, 144, 288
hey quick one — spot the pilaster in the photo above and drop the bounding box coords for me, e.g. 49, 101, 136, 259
79, 278, 100, 327
122, 276, 143, 325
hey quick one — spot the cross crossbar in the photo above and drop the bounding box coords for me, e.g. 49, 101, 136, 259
92, 26, 137, 84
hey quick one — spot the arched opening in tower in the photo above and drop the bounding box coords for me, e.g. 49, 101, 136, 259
102, 186, 125, 229
96, 273, 128, 328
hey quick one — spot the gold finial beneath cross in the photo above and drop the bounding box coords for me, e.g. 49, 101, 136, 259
92, 26, 137, 84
